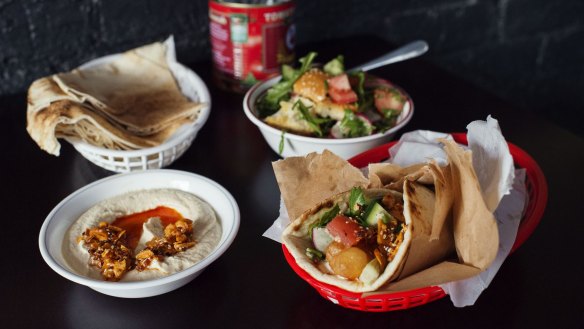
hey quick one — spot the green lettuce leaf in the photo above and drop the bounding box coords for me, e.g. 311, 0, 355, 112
256, 52, 318, 118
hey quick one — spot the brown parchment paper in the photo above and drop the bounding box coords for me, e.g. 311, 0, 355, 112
274, 140, 499, 294
272, 150, 369, 221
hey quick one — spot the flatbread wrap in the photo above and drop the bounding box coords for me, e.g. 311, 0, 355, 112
283, 183, 444, 293
277, 141, 499, 294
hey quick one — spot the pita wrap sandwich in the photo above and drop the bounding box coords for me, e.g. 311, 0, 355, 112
282, 182, 441, 293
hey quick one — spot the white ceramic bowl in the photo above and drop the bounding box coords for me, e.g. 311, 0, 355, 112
243, 75, 414, 159
38, 170, 240, 298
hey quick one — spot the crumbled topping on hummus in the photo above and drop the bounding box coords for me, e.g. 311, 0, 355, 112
79, 218, 197, 280
78, 221, 134, 281
135, 218, 196, 271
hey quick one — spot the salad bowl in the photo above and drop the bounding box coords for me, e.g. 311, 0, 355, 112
243, 60, 414, 159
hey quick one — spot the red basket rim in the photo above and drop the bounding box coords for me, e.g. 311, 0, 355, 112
282, 132, 548, 311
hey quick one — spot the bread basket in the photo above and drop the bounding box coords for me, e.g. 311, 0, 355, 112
66, 54, 211, 173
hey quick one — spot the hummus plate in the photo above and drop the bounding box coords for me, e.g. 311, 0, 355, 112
39, 170, 240, 298
63, 189, 222, 282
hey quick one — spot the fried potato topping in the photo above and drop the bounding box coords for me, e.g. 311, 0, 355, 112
135, 219, 197, 271
78, 221, 134, 281
79, 218, 197, 280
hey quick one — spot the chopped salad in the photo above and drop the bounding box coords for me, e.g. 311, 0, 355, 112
305, 187, 407, 283
256, 52, 408, 139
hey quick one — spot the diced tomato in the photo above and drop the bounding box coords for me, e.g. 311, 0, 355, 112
329, 88, 358, 104
327, 74, 358, 104
326, 215, 363, 247
374, 87, 405, 114
327, 74, 352, 90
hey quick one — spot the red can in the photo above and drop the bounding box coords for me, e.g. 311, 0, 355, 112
209, 0, 295, 93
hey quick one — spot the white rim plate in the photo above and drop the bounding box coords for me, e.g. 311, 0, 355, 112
38, 170, 240, 291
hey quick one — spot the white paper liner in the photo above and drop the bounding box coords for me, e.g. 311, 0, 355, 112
263, 116, 527, 307
164, 36, 201, 103
440, 168, 526, 306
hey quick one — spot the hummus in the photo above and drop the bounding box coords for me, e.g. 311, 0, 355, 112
62, 188, 221, 282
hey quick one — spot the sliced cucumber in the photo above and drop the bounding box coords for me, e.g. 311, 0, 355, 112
359, 259, 381, 284
364, 202, 392, 227
312, 227, 334, 252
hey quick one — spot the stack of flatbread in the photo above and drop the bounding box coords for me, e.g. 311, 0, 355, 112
26, 41, 205, 156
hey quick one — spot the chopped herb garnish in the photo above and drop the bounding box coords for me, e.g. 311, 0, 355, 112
278, 131, 285, 155
352, 72, 374, 114
242, 72, 258, 86
382, 108, 399, 120
354, 71, 366, 100
281, 64, 295, 81
308, 204, 340, 237
394, 222, 403, 234
348, 186, 368, 216
257, 52, 318, 118
306, 248, 325, 262
339, 110, 372, 138
257, 81, 292, 118
373, 109, 400, 133
293, 100, 331, 137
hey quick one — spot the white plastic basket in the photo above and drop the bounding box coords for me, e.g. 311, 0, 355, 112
65, 54, 211, 173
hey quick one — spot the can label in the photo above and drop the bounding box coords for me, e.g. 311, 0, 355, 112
209, 0, 295, 90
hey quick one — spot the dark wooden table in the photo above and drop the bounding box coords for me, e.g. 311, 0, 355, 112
1, 35, 582, 328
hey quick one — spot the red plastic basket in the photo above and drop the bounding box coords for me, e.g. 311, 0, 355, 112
282, 132, 548, 312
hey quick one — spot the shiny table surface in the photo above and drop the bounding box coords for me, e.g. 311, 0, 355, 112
1, 36, 582, 328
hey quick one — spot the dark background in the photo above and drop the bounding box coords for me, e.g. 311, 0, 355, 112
1, 0, 583, 137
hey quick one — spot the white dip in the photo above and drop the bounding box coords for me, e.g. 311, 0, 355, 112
61, 188, 222, 282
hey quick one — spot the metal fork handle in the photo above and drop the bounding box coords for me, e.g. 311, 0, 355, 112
348, 40, 429, 73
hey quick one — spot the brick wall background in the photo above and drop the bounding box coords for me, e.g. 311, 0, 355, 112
1, 0, 583, 136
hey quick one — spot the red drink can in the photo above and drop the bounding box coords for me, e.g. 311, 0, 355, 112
209, 0, 295, 93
